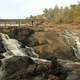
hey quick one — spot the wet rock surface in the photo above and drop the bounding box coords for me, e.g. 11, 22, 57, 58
0, 33, 67, 80
0, 28, 77, 60
0, 56, 70, 80
66, 71, 80, 80
0, 32, 80, 80
11, 28, 76, 60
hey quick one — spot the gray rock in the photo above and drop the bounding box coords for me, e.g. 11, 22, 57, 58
66, 71, 80, 80
0, 56, 34, 80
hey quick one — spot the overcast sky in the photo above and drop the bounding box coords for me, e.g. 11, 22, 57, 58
0, 0, 79, 19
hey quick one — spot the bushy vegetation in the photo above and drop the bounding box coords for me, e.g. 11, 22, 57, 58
30, 2, 80, 24
43, 2, 80, 23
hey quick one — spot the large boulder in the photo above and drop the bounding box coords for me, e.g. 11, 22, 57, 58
2, 27, 75, 60
0, 56, 35, 80
27, 31, 75, 60
0, 56, 63, 80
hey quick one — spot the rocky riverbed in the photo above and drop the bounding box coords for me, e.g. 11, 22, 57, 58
0, 31, 80, 80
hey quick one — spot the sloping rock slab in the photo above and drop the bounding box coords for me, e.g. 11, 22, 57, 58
0, 56, 34, 80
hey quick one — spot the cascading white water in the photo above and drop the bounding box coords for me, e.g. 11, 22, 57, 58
72, 37, 80, 60
0, 33, 50, 80
0, 33, 51, 64
0, 33, 39, 58
63, 31, 80, 60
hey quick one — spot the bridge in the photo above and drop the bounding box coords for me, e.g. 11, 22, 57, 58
0, 19, 45, 28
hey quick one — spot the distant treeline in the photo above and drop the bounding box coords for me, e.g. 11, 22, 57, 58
29, 2, 80, 24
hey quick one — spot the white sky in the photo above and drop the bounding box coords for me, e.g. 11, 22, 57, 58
0, 0, 79, 19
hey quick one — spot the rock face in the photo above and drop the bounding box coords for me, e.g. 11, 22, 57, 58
0, 56, 69, 80
0, 56, 34, 80
0, 33, 67, 80
66, 71, 80, 80
0, 33, 39, 58
63, 31, 80, 60
12, 28, 76, 60
13, 28, 80, 60
0, 33, 80, 80
3, 57, 51, 80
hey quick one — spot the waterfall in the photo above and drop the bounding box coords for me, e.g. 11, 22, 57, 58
72, 37, 80, 59
0, 33, 51, 80
0, 33, 39, 58
63, 31, 80, 60
0, 33, 51, 64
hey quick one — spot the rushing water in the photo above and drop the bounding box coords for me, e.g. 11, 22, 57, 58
0, 33, 39, 58
0, 32, 80, 80
63, 31, 80, 60
0, 33, 50, 80
1, 32, 80, 60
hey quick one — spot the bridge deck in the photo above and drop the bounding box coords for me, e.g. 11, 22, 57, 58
0, 19, 46, 27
